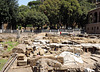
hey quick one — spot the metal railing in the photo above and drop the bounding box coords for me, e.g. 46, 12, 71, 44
0, 29, 81, 34
1, 54, 17, 72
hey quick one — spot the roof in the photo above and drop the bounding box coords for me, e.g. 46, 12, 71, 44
88, 7, 100, 13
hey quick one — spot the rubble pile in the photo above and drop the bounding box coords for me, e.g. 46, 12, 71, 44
95, 61, 100, 72
12, 44, 26, 53
3, 33, 99, 72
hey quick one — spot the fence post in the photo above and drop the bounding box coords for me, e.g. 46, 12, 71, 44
58, 29, 59, 33
11, 30, 13, 33
0, 29, 2, 33
73, 29, 74, 34
17, 27, 20, 39
66, 29, 67, 32
79, 29, 80, 34
3, 30, 5, 33
50, 30, 51, 33
21, 29, 24, 33
42, 30, 43, 32
32, 30, 33, 33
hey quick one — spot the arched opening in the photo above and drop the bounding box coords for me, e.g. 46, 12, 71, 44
89, 13, 93, 23
94, 12, 97, 23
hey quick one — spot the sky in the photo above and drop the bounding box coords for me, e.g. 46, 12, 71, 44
18, 0, 36, 6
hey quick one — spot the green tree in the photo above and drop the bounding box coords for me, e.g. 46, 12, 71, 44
8, 0, 19, 29
26, 10, 49, 29
0, 0, 19, 29
60, 0, 81, 28
28, 1, 42, 11
40, 0, 61, 29
18, 5, 49, 29
40, 0, 81, 29
0, 0, 9, 24
18, 5, 29, 28
77, 0, 96, 28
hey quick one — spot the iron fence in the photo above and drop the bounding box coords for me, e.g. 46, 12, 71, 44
0, 29, 81, 34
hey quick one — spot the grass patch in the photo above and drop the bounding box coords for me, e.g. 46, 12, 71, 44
5, 41, 19, 51
0, 59, 8, 71
0, 41, 19, 51
0, 41, 19, 71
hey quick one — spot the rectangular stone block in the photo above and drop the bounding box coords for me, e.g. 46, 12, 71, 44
17, 57, 27, 66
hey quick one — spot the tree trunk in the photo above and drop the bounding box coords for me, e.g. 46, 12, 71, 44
12, 23, 17, 30
0, 22, 2, 29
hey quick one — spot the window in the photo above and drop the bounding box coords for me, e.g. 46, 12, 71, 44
94, 12, 97, 23
87, 28, 89, 30
92, 27, 93, 30
97, 27, 99, 30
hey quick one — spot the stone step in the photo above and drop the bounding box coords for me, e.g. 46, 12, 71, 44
17, 57, 27, 66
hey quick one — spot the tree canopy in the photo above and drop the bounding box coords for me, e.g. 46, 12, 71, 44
18, 5, 49, 29
77, 0, 96, 28
40, 0, 81, 28
28, 1, 42, 11
0, 0, 19, 29
0, 0, 97, 29
18, 5, 29, 28
60, 0, 81, 28
26, 10, 49, 29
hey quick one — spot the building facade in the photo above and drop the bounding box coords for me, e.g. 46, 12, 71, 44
86, 2, 100, 34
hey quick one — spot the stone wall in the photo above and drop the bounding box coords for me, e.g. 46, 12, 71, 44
86, 22, 100, 34
86, 7, 100, 34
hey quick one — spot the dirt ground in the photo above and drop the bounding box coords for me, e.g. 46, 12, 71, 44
0, 33, 100, 72
8, 67, 33, 72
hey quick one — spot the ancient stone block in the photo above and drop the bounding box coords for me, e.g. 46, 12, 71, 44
17, 54, 25, 60
17, 57, 27, 66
